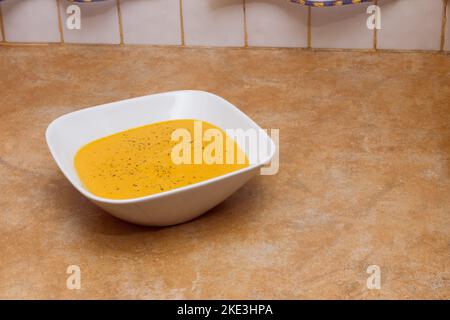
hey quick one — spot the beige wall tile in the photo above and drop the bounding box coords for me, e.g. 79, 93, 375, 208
311, 3, 372, 49
0, 12, 3, 42
377, 0, 443, 50
60, 0, 120, 44
183, 0, 245, 47
120, 0, 181, 45
1, 0, 60, 43
246, 0, 308, 48
0, 5, 3, 42
445, 0, 449, 51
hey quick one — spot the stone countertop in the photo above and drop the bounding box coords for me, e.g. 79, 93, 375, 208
0, 45, 449, 299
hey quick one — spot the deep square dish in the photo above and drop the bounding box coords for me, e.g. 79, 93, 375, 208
46, 90, 275, 226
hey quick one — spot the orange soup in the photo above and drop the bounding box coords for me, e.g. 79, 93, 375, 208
74, 119, 249, 200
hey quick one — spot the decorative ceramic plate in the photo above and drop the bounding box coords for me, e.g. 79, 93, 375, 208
291, 0, 373, 6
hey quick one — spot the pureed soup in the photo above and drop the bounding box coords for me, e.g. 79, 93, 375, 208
74, 119, 249, 200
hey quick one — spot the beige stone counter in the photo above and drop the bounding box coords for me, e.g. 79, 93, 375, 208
0, 45, 449, 299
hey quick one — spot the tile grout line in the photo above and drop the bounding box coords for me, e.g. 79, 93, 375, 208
56, 0, 65, 44
179, 0, 185, 46
116, 0, 124, 45
441, 0, 448, 51
243, 0, 248, 47
307, 6, 312, 49
0, 42, 446, 54
0, 4, 6, 43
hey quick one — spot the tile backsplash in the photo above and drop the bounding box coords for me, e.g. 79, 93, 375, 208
446, 0, 450, 51
311, 2, 373, 49
0, 0, 448, 52
377, 0, 444, 50
245, 0, 308, 48
120, 0, 181, 45
183, 0, 245, 47
1, 0, 60, 43
60, 1, 121, 44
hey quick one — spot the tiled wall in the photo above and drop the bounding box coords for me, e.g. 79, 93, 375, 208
377, 0, 444, 50
1, 0, 60, 43
246, 0, 308, 47
311, 2, 373, 49
0, 0, 448, 51
60, 1, 121, 44
446, 0, 450, 51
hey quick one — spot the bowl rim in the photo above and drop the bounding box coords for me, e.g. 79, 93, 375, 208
46, 90, 276, 204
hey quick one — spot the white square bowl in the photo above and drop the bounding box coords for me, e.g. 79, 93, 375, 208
46, 90, 275, 226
